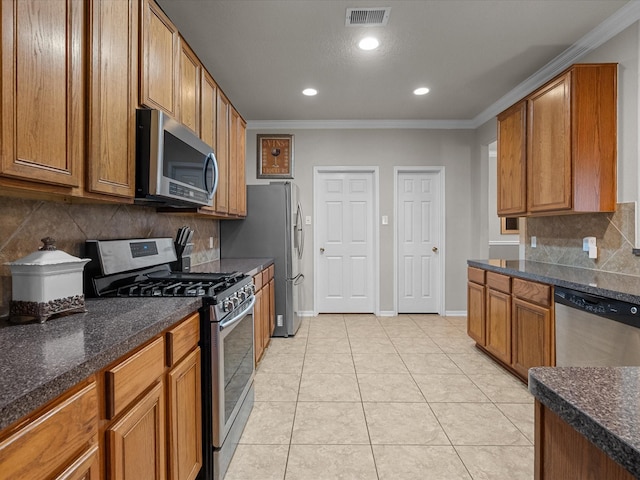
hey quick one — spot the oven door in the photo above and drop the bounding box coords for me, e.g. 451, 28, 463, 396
211, 296, 255, 447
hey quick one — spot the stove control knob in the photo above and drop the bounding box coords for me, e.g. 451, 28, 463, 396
248, 284, 256, 295
238, 290, 247, 301
223, 299, 234, 313
230, 294, 240, 308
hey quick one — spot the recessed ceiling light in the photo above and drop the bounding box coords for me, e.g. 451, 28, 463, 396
414, 87, 430, 96
302, 88, 318, 96
358, 37, 379, 50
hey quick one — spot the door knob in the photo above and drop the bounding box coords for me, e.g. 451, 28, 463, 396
432, 246, 438, 253
320, 247, 325, 253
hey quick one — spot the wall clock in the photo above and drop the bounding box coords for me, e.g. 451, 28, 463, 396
257, 134, 294, 178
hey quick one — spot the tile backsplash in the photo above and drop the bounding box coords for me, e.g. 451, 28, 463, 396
525, 202, 640, 276
0, 197, 220, 316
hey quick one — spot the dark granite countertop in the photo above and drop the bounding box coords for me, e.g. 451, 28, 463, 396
468, 259, 640, 304
0, 257, 273, 432
192, 257, 274, 278
529, 367, 640, 477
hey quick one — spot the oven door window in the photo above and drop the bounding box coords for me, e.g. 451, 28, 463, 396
222, 310, 254, 425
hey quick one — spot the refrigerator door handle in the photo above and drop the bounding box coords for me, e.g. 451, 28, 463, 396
288, 273, 304, 285
295, 202, 305, 259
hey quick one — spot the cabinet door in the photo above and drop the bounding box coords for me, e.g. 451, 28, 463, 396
268, 278, 275, 336
254, 287, 264, 364
87, 0, 137, 198
0, 381, 98, 480
178, 39, 201, 134
467, 281, 486, 345
497, 101, 527, 216
167, 348, 202, 480
228, 108, 240, 215
485, 288, 511, 365
215, 91, 230, 214
0, 0, 83, 187
200, 71, 217, 147
236, 116, 247, 217
262, 280, 271, 350
140, 0, 179, 117
107, 381, 166, 480
512, 297, 553, 379
55, 445, 100, 480
527, 72, 572, 213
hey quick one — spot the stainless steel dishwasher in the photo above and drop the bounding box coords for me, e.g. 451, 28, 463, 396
554, 286, 640, 366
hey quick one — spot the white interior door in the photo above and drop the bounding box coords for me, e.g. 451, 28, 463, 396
316, 170, 375, 313
397, 170, 444, 313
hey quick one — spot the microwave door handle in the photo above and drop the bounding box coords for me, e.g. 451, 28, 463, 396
204, 153, 219, 199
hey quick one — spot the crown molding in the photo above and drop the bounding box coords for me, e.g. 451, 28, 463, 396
246, 119, 476, 130
471, 0, 640, 128
248, 1, 640, 131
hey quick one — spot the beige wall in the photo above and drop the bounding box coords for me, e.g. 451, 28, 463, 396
244, 128, 476, 314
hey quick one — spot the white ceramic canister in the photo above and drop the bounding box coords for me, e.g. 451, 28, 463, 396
6, 237, 91, 323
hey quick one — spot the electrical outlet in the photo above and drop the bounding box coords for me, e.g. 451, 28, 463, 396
531, 236, 537, 248
209, 236, 214, 249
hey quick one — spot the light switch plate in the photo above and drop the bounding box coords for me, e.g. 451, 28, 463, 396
531, 236, 537, 248
382, 215, 388, 225
305, 216, 311, 225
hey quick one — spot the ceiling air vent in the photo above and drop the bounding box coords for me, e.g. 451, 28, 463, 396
345, 7, 391, 27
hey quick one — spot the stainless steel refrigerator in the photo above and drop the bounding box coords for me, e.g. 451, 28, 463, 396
220, 182, 305, 336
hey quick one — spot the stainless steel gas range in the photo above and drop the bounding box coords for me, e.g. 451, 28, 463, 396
85, 238, 255, 480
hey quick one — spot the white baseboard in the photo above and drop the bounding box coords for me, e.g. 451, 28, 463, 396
378, 311, 396, 317
445, 310, 467, 317
299, 311, 315, 317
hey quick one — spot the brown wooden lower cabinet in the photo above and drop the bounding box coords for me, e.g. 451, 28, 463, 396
0, 312, 203, 480
535, 400, 635, 479
0, 380, 99, 480
467, 266, 555, 382
107, 381, 166, 480
57, 444, 100, 480
485, 287, 512, 365
512, 297, 553, 379
254, 264, 276, 365
167, 348, 202, 480
467, 279, 486, 345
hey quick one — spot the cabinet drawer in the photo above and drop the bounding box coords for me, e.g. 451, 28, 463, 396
106, 336, 165, 419
512, 278, 551, 307
0, 381, 98, 480
468, 267, 486, 285
166, 312, 200, 367
253, 272, 263, 291
486, 272, 511, 294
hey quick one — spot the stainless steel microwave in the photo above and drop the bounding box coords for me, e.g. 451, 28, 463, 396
136, 109, 218, 207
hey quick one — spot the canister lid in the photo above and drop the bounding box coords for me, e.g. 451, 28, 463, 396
6, 237, 90, 266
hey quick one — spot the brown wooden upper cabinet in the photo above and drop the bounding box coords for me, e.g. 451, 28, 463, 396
140, 0, 180, 117
215, 90, 231, 214
0, 0, 84, 189
497, 101, 527, 216
178, 38, 202, 135
497, 63, 617, 217
200, 70, 218, 148
86, 0, 138, 199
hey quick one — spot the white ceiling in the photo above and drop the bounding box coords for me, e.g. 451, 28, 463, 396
157, 0, 632, 125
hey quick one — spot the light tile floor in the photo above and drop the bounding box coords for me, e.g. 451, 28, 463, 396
226, 314, 534, 480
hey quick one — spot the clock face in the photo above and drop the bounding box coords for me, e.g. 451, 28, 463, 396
260, 138, 291, 176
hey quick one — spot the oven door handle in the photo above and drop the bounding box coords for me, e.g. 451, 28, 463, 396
219, 296, 256, 331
